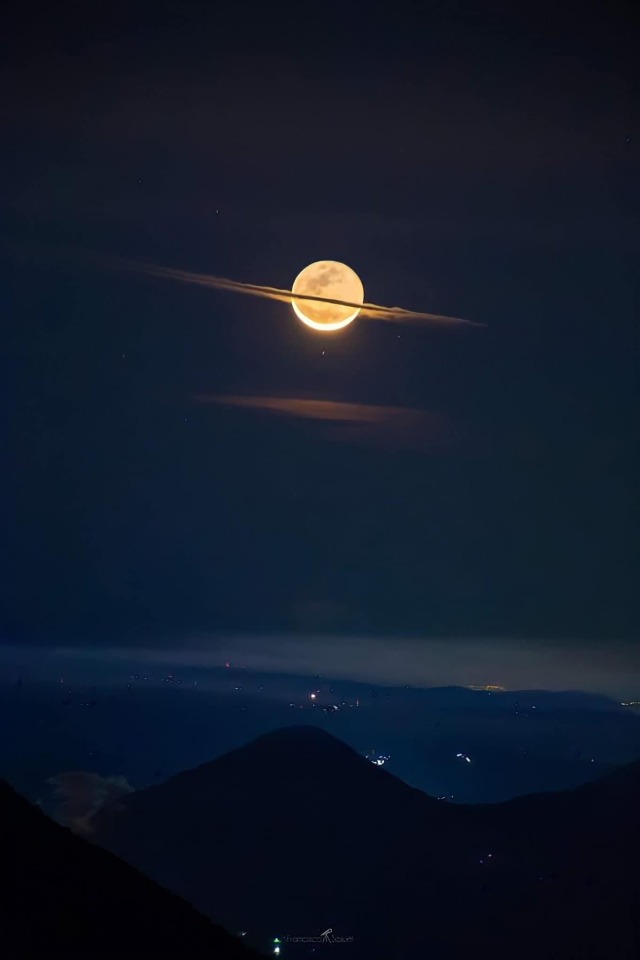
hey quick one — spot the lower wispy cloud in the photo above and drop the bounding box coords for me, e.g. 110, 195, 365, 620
198, 394, 424, 423
196, 394, 455, 448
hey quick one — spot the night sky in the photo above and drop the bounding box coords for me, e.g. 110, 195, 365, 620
3, 2, 638, 664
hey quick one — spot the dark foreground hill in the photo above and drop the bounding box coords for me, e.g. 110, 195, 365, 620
0, 780, 262, 960
91, 725, 640, 959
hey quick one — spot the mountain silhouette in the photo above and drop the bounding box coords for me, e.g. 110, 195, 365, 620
91, 725, 640, 959
0, 779, 263, 959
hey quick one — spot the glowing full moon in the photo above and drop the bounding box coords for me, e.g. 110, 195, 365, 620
291, 261, 364, 331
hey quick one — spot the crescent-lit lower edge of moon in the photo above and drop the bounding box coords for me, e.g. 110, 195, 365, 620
290, 299, 361, 332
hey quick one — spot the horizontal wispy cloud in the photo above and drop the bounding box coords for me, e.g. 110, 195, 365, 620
123, 259, 477, 326
25, 246, 479, 326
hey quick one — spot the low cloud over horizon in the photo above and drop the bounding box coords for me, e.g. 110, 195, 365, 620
3, 634, 638, 699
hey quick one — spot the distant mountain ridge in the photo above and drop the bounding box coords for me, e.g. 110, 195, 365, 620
92, 725, 640, 959
5, 681, 639, 805
0, 779, 263, 959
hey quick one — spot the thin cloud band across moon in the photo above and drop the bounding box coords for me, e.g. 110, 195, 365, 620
123, 258, 478, 330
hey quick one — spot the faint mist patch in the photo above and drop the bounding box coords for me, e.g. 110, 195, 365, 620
48, 771, 133, 835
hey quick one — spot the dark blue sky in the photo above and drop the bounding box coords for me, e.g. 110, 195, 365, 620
2, 1, 638, 649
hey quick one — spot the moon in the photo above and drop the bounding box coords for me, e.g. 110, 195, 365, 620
291, 261, 364, 331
